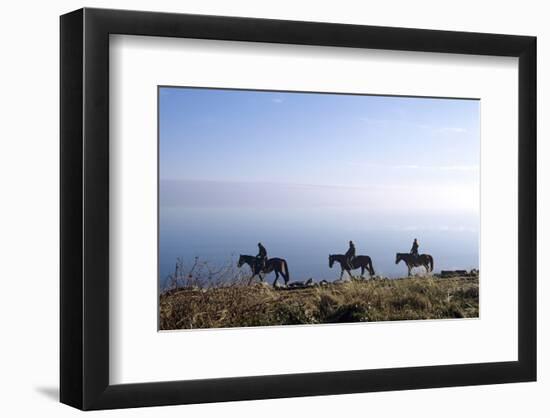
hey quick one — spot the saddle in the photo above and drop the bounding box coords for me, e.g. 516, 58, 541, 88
255, 257, 267, 273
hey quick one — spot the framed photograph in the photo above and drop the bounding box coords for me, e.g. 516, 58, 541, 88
60, 8, 536, 410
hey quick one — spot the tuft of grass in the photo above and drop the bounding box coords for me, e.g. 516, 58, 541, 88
159, 276, 479, 330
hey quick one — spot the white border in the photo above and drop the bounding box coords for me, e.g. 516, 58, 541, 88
109, 35, 518, 384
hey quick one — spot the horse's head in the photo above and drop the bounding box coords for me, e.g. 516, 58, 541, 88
237, 255, 244, 268
395, 253, 402, 264
328, 254, 334, 268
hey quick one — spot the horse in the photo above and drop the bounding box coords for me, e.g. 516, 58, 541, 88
237, 254, 290, 287
395, 253, 434, 276
328, 254, 375, 280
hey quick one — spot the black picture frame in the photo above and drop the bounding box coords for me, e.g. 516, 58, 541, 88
60, 7, 537, 410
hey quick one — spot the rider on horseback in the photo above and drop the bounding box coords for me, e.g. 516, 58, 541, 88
345, 240, 356, 269
256, 242, 268, 274
410, 238, 419, 259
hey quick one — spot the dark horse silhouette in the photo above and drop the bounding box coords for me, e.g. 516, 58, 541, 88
237, 254, 290, 287
328, 254, 375, 279
395, 253, 434, 276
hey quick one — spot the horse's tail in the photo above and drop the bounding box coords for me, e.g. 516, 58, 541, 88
282, 260, 290, 283
428, 255, 434, 272
368, 257, 375, 276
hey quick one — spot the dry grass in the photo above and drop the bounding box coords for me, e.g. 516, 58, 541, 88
159, 275, 479, 330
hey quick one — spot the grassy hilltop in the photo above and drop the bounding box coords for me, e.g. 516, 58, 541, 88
159, 275, 479, 330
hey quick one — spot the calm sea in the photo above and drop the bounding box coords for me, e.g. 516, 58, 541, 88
159, 207, 479, 289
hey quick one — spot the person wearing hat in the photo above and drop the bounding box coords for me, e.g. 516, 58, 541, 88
410, 238, 419, 259
256, 242, 268, 274
345, 240, 356, 270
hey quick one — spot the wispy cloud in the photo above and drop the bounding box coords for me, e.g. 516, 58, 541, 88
358, 117, 391, 125
271, 98, 284, 104
349, 162, 478, 171
438, 127, 467, 134
359, 117, 467, 134
436, 165, 478, 171
391, 225, 478, 233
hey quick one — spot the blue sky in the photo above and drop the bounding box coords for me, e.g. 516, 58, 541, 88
159, 87, 480, 214
158, 87, 480, 281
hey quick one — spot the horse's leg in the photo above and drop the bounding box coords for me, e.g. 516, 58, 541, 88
273, 269, 279, 287
360, 266, 365, 278
281, 266, 289, 286
248, 264, 255, 284
340, 268, 344, 280
249, 263, 259, 284
407, 265, 411, 277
